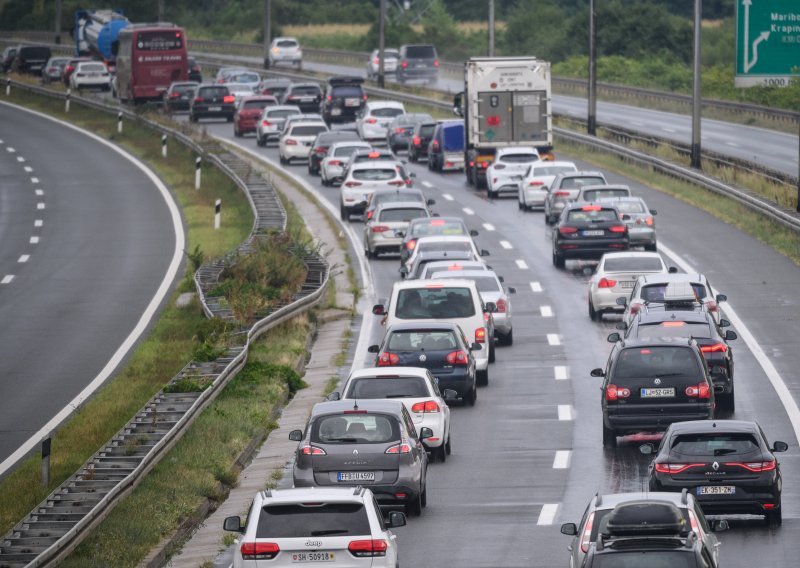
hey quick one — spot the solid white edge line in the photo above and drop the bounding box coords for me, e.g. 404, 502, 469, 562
554, 366, 568, 380
659, 241, 800, 444
557, 405, 573, 420
0, 101, 185, 478
537, 503, 559, 525
552, 450, 571, 469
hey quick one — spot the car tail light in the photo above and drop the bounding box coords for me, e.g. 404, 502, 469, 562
582, 205, 602, 211
654, 463, 704, 474
730, 460, 777, 472
169, 92, 181, 98
406, 239, 417, 250
645, 216, 654, 226
349, 539, 388, 557
394, 127, 405, 134
366, 210, 375, 220
411, 400, 441, 413
701, 343, 728, 353
366, 118, 378, 124
388, 180, 405, 186
475, 328, 486, 343
328, 159, 342, 167
223, 95, 235, 103
326, 94, 332, 102
377, 352, 400, 366
300, 445, 326, 455
371, 225, 390, 233
433, 59, 440, 67
580, 512, 595, 553
629, 302, 643, 314
373, 57, 380, 65
262, 120, 272, 126
363, 94, 368, 101
384, 443, 412, 454
480, 161, 489, 169
604, 384, 630, 401
609, 225, 626, 233
445, 350, 469, 365
194, 97, 204, 103
431, 140, 439, 149
66, 65, 74, 73
554, 191, 570, 197
496, 298, 507, 313
688, 510, 700, 534
528, 180, 544, 187
559, 226, 578, 235
685, 383, 711, 399
401, 60, 408, 68
412, 135, 421, 145
315, 146, 328, 154
285, 138, 298, 146
598, 278, 617, 288
240, 542, 279, 560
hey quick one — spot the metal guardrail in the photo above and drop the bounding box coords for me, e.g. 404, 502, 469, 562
0, 79, 329, 567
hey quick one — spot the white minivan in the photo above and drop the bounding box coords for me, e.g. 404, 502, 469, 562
373, 279, 494, 385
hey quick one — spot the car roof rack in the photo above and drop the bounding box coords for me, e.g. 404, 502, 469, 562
595, 500, 690, 551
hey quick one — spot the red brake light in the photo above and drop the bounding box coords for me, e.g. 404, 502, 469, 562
528, 181, 544, 186
605, 384, 630, 401
559, 226, 578, 234
430, 219, 445, 226
344, 181, 363, 187
371, 225, 391, 233
348, 539, 388, 557
194, 97, 204, 103
554, 191, 570, 197
433, 59, 440, 67
285, 138, 298, 146
394, 127, 405, 133
685, 383, 711, 399
580, 512, 595, 553
582, 205, 602, 211
329, 159, 342, 166
315, 146, 329, 154
368, 151, 381, 158
241, 542, 279, 560
729, 460, 777, 472
662, 321, 686, 327
384, 444, 412, 454
700, 343, 728, 353
598, 278, 617, 288
406, 239, 417, 250
645, 216, 654, 226
609, 225, 626, 233
223, 95, 235, 103
401, 60, 408, 68
373, 57, 380, 65
445, 350, 469, 366
475, 328, 486, 343
366, 118, 378, 124
169, 92, 181, 98
706, 299, 719, 312
495, 298, 507, 313
411, 400, 441, 413
388, 180, 405, 187
327, 95, 332, 102
654, 463, 705, 474
377, 352, 400, 366
412, 135, 421, 145
262, 120, 271, 126
300, 445, 326, 455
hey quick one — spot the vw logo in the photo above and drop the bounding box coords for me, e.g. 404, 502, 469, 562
654, 378, 662, 386
712, 461, 720, 471
352, 449, 359, 455
419, 354, 427, 362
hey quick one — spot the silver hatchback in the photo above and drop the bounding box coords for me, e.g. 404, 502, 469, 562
598, 196, 658, 251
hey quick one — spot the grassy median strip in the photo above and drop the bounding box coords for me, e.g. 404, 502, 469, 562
0, 89, 252, 533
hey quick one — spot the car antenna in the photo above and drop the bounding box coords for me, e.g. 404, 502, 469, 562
353, 399, 359, 411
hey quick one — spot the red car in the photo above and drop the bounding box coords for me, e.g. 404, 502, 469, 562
233, 95, 278, 137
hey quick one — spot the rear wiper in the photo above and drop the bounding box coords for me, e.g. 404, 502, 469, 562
326, 437, 359, 443
385, 394, 410, 398
310, 529, 349, 536
714, 448, 739, 456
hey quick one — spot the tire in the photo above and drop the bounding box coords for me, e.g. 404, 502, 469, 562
766, 504, 782, 527
476, 369, 489, 387
498, 329, 513, 346
553, 250, 565, 269
340, 204, 348, 221
279, 155, 286, 165
364, 246, 373, 259
434, 444, 446, 463
234, 125, 241, 137
464, 383, 476, 406
488, 189, 496, 199
189, 113, 197, 123
719, 382, 735, 413
645, 242, 658, 252
226, 114, 234, 123
407, 492, 422, 517
488, 344, 496, 364
517, 198, 523, 210
602, 423, 617, 448
256, 135, 265, 147
421, 484, 427, 508
409, 150, 416, 163
445, 435, 452, 455
589, 299, 598, 321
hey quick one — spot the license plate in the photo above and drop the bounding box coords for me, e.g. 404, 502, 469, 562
345, 98, 360, 106
641, 387, 675, 398
620, 281, 636, 288
331, 108, 342, 115
299, 97, 314, 102
698, 486, 735, 495
292, 551, 335, 562
582, 230, 604, 236
338, 471, 375, 482
209, 106, 221, 111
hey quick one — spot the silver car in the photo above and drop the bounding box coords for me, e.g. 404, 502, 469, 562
598, 196, 658, 250
575, 183, 632, 203
256, 105, 301, 147
363, 187, 434, 222
290, 399, 430, 516
544, 171, 607, 224
366, 48, 400, 79
364, 201, 430, 258
320, 140, 372, 186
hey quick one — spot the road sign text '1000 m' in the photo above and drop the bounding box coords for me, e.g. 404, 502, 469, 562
736, 0, 800, 87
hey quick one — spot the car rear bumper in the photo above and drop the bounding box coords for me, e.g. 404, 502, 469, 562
400, 68, 438, 79
605, 406, 714, 433
591, 287, 633, 311
439, 153, 465, 171
236, 117, 259, 132
435, 371, 474, 397
556, 240, 629, 259
282, 144, 313, 159
655, 481, 779, 515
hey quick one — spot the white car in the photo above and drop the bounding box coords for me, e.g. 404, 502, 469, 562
223, 487, 405, 567
417, 260, 489, 280
69, 61, 111, 91
486, 146, 540, 199
356, 101, 406, 143
621, 273, 726, 326
320, 140, 372, 186
256, 105, 301, 147
225, 82, 255, 104
269, 37, 302, 69
363, 201, 430, 257
366, 48, 399, 79
279, 113, 325, 137
278, 121, 329, 164
335, 367, 453, 461
405, 235, 486, 276
587, 252, 668, 321
339, 160, 408, 220
518, 161, 578, 210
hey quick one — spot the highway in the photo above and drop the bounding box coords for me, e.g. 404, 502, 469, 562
0, 104, 183, 474
187, 104, 800, 565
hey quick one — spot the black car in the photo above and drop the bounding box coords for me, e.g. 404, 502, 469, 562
368, 322, 478, 405
397, 44, 439, 85
281, 82, 323, 113
592, 338, 715, 448
187, 57, 202, 83
386, 113, 432, 153
12, 45, 51, 75
189, 85, 236, 122
616, 309, 738, 411
1, 47, 17, 73
643, 419, 788, 526
320, 76, 366, 124
163, 81, 199, 112
400, 217, 478, 266
307, 130, 361, 176
552, 203, 629, 268
408, 121, 437, 162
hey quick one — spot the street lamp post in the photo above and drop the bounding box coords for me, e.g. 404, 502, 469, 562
588, 0, 597, 136
691, 0, 703, 169
263, 0, 271, 69
378, 0, 386, 88
488, 0, 495, 57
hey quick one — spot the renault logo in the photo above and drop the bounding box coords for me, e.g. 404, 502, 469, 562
419, 354, 427, 362
712, 461, 720, 471
654, 378, 662, 386
353, 449, 359, 455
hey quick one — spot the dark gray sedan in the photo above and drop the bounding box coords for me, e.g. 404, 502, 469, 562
386, 113, 433, 153
290, 399, 430, 516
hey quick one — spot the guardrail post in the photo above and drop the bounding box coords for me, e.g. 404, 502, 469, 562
41, 437, 51, 488
117, 111, 123, 134
161, 134, 167, 158
4, 79, 9, 97
214, 199, 221, 229
65, 88, 71, 112
195, 156, 202, 190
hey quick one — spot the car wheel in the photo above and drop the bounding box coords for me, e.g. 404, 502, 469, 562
340, 204, 348, 221
409, 151, 416, 163
189, 114, 197, 123
233, 125, 241, 137
589, 299, 598, 321
553, 250, 565, 269
498, 329, 513, 346
421, 484, 427, 508
645, 242, 658, 252
488, 188, 496, 199
488, 344, 496, 363
766, 504, 782, 527
464, 383, 476, 406
602, 423, 617, 448
256, 135, 264, 147
476, 369, 489, 387
364, 246, 372, 259
445, 435, 452, 455
435, 445, 446, 463
226, 114, 234, 123
517, 198, 523, 210
719, 383, 735, 413
407, 492, 423, 517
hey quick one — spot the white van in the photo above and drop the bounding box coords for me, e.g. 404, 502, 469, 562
373, 279, 495, 385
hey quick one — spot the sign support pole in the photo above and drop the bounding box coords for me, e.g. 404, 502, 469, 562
691, 0, 702, 169
588, 0, 597, 136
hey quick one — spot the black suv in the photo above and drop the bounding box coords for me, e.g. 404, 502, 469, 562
643, 419, 788, 527
397, 44, 439, 85
552, 203, 629, 268
320, 76, 366, 124
281, 82, 323, 113
307, 130, 361, 176
616, 309, 738, 411
593, 338, 714, 447
408, 121, 437, 162
189, 85, 235, 122
12, 45, 51, 75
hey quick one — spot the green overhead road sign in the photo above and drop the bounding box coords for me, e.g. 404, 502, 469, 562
736, 0, 800, 87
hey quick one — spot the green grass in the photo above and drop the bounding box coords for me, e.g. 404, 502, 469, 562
0, 88, 252, 533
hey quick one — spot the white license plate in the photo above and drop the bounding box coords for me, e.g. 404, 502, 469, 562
331, 108, 342, 115
641, 387, 676, 398
299, 97, 314, 102
292, 551, 335, 563
582, 230, 604, 236
345, 98, 360, 107
209, 106, 221, 111
620, 281, 636, 288
698, 486, 735, 495
338, 471, 375, 482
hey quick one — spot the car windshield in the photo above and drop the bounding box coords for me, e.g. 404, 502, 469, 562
346, 376, 429, 398
614, 347, 702, 379
500, 153, 538, 164
532, 165, 576, 177
567, 209, 618, 222
603, 258, 663, 272
611, 201, 647, 214
405, 45, 436, 58
559, 176, 606, 189
396, 287, 475, 319
256, 503, 370, 538
372, 107, 404, 117
636, 321, 711, 340
410, 221, 466, 237
312, 414, 399, 444
352, 168, 398, 181
671, 433, 760, 456
641, 283, 707, 302
379, 208, 427, 222
291, 125, 327, 136
583, 189, 630, 200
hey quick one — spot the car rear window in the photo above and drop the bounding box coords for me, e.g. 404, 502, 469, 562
228, 84, 253, 94
266, 108, 298, 118
438, 274, 499, 293
332, 86, 363, 97
419, 124, 436, 136
532, 165, 577, 177
379, 208, 427, 222
500, 153, 539, 164
387, 330, 457, 352
417, 241, 471, 254
292, 86, 321, 96
263, 86, 289, 97
603, 258, 663, 272
614, 347, 702, 379
198, 86, 228, 97
636, 321, 711, 340
566, 208, 618, 222
582, 189, 631, 200
18, 47, 51, 59
244, 99, 271, 109
312, 414, 399, 444
641, 283, 707, 302
256, 503, 370, 538
354, 153, 393, 163
375, 193, 423, 207
372, 107, 404, 118
591, 508, 691, 543
410, 221, 466, 237
396, 287, 475, 319
611, 201, 647, 214
277, 40, 298, 48
80, 63, 106, 73
352, 168, 398, 181
346, 376, 430, 398
231, 72, 259, 83
173, 84, 196, 94
335, 145, 366, 157
291, 125, 327, 136
405, 45, 436, 58
559, 176, 606, 189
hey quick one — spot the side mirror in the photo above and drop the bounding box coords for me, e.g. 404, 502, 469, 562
716, 293, 727, 303
427, 199, 436, 206
432, 213, 440, 217
668, 266, 679, 273
387, 511, 407, 528
419, 427, 433, 440
590, 368, 605, 377
498, 275, 504, 282
223, 515, 244, 533
615, 322, 627, 330
621, 214, 631, 221
560, 523, 578, 536
607, 332, 621, 343
471, 342, 482, 351
480, 249, 490, 257
485, 302, 497, 313
650, 209, 658, 215
719, 318, 731, 328
327, 391, 341, 401
508, 287, 517, 294
368, 345, 380, 353
711, 519, 730, 532
372, 304, 386, 316
396, 231, 406, 238
469, 229, 479, 236
639, 443, 655, 455
772, 441, 789, 453
443, 388, 458, 401
289, 429, 303, 442
724, 330, 738, 341
616, 297, 627, 307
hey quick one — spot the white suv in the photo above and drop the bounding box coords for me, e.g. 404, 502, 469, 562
356, 101, 406, 143
269, 37, 302, 69
279, 121, 329, 164
223, 487, 405, 567
339, 160, 408, 220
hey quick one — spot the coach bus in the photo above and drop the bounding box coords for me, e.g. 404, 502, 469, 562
113, 23, 188, 103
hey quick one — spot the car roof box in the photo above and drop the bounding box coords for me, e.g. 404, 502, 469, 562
602, 501, 689, 537
329, 76, 364, 86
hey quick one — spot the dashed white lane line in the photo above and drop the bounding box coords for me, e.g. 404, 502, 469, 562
553, 450, 571, 469
554, 366, 569, 380
663, 128, 677, 133
24, 166, 32, 172
547, 333, 561, 346
37, 203, 45, 210
442, 193, 454, 201
462, 207, 475, 215
515, 259, 529, 269
530, 281, 543, 292
421, 180, 433, 188
35, 189, 44, 196
482, 223, 495, 231
30, 236, 40, 244
540, 305, 553, 317
18, 255, 30, 263
558, 405, 574, 421
726, 142, 740, 147
31, 177, 39, 184
34, 219, 43, 227
538, 503, 559, 525
16, 156, 25, 162
499, 240, 513, 249
6, 147, 15, 153
1, 275, 14, 284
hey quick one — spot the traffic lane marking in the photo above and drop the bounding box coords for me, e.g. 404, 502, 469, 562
537, 503, 559, 525
553, 450, 571, 469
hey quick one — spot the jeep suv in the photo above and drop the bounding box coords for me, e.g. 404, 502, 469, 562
320, 76, 366, 124
397, 44, 439, 85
